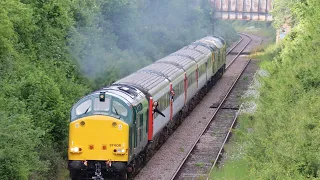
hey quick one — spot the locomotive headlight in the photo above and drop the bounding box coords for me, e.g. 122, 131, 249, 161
73, 147, 79, 153
113, 148, 127, 155
70, 147, 82, 153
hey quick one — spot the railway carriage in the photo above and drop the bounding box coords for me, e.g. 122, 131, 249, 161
68, 36, 226, 180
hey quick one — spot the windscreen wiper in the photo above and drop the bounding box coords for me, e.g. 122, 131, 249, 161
84, 106, 91, 114
113, 107, 119, 116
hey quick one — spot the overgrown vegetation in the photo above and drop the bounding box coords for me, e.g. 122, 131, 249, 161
0, 0, 238, 179
211, 0, 320, 179
0, 1, 89, 179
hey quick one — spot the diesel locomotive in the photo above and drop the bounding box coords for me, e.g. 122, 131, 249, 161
68, 36, 226, 179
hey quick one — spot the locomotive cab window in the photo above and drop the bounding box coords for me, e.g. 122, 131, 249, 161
112, 100, 128, 117
71, 94, 131, 123
75, 99, 92, 116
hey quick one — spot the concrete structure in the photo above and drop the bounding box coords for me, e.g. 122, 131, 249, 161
211, 0, 273, 21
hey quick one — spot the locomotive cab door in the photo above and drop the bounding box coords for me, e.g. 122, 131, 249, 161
137, 112, 143, 143
137, 111, 148, 148
133, 109, 142, 152
133, 105, 148, 154
133, 109, 137, 152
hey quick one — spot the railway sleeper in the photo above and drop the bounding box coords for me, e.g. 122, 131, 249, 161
228, 51, 251, 55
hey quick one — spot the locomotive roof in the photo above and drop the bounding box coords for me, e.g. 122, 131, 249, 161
138, 63, 183, 81
115, 35, 225, 96
116, 71, 168, 92
170, 49, 205, 62
183, 45, 212, 54
197, 36, 224, 49
156, 56, 196, 70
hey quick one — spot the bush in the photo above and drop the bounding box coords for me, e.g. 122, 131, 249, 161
242, 0, 320, 178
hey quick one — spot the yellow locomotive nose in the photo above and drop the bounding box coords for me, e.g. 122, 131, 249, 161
68, 115, 129, 162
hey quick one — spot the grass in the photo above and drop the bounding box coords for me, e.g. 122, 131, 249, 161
209, 89, 261, 180
196, 175, 206, 180
209, 133, 252, 180
210, 158, 250, 180
179, 147, 185, 152
195, 162, 204, 167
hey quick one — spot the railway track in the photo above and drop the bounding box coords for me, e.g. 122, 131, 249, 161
171, 59, 251, 180
134, 33, 263, 180
226, 33, 252, 69
226, 34, 243, 55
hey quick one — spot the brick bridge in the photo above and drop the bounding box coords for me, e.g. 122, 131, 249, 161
211, 0, 273, 21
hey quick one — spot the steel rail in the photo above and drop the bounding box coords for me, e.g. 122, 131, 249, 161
226, 35, 243, 55
226, 33, 252, 70
170, 57, 252, 180
206, 59, 251, 180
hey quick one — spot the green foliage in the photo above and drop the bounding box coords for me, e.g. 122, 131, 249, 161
0, 0, 89, 179
213, 0, 320, 179
0, 97, 44, 180
239, 0, 320, 179
211, 158, 250, 180
271, 0, 301, 28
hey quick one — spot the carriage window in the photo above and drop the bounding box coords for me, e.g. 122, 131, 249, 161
76, 99, 92, 115
112, 101, 128, 116
173, 81, 184, 97
199, 63, 207, 77
188, 71, 196, 87
94, 97, 111, 111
